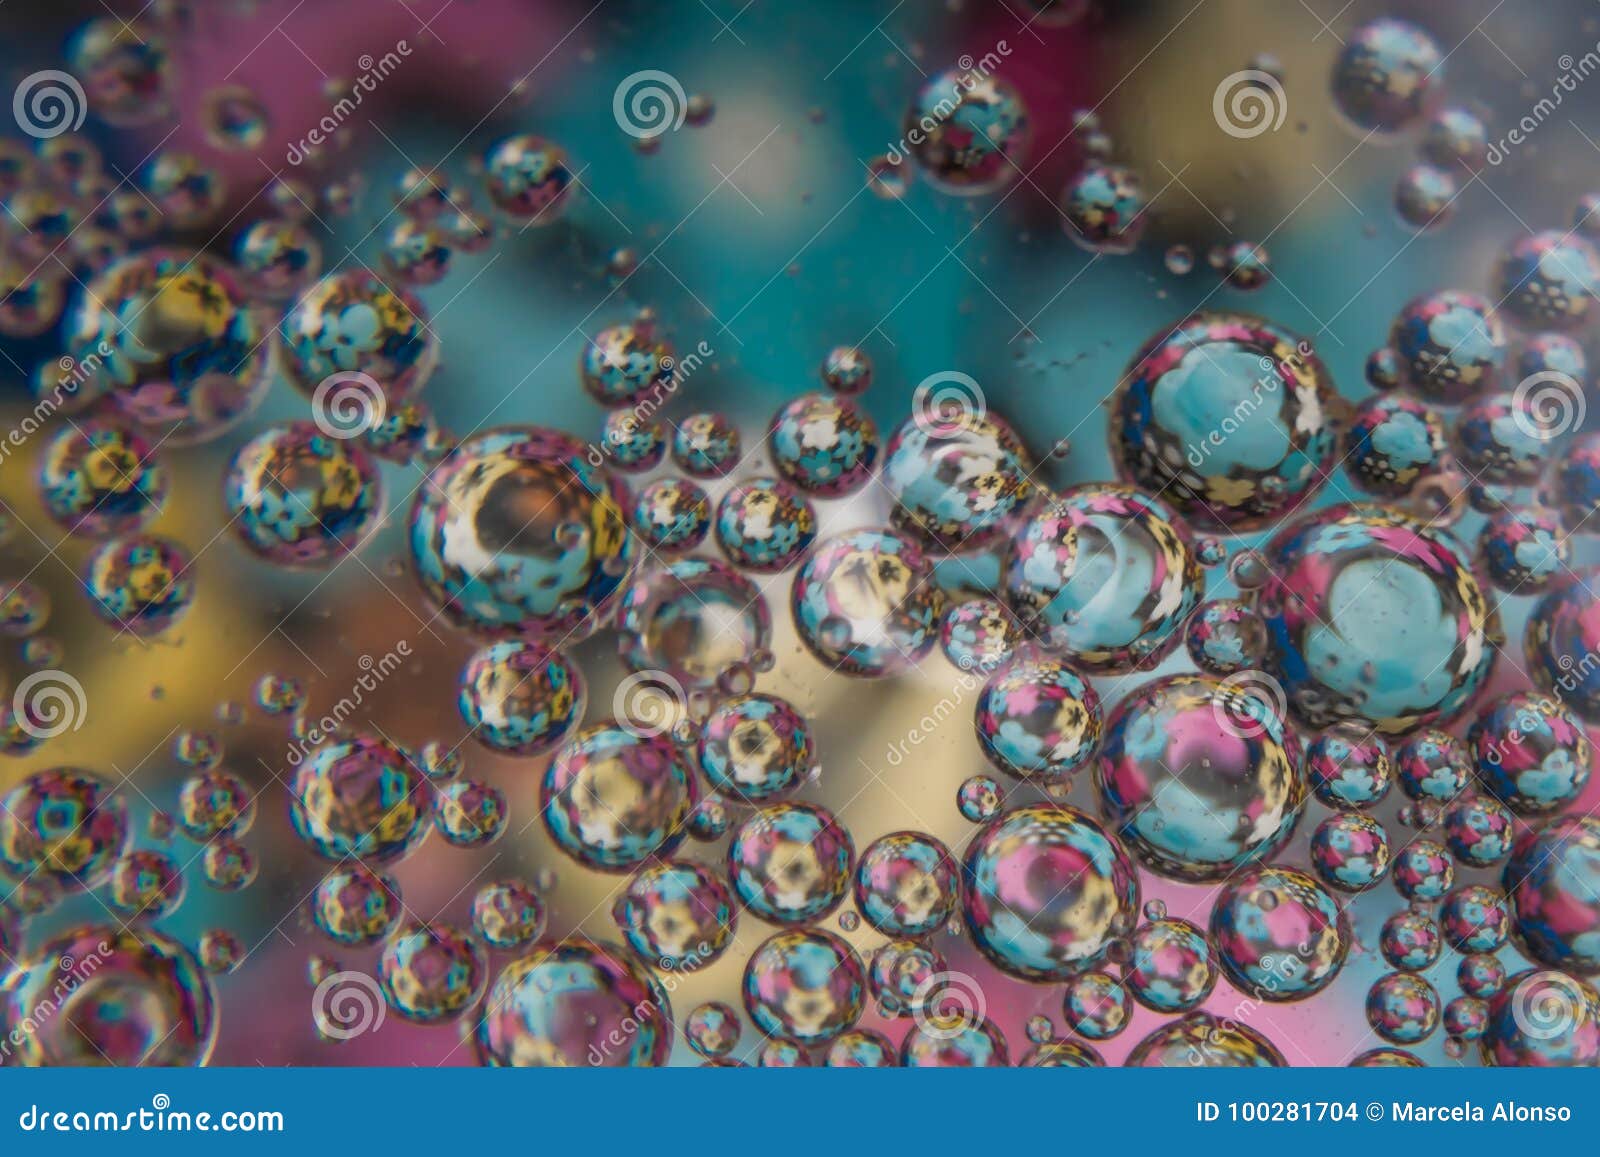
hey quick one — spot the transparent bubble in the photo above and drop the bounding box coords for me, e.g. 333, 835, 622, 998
142, 151, 226, 228
1210, 866, 1350, 1001
1126, 917, 1216, 1013
1061, 163, 1146, 255
1005, 485, 1201, 672
1421, 107, 1488, 171
599, 411, 666, 472
853, 831, 957, 938
1392, 838, 1453, 902
1504, 816, 1600, 975
743, 928, 864, 1046
202, 84, 269, 150
618, 558, 771, 691
821, 345, 872, 394
1442, 883, 1512, 953
963, 804, 1139, 981
1127, 1011, 1284, 1067
715, 478, 816, 572
1481, 970, 1600, 1066
580, 318, 673, 407
1379, 909, 1441, 971
1330, 19, 1443, 136
1366, 971, 1440, 1045
472, 879, 546, 949
84, 534, 194, 636
1443, 795, 1514, 869
378, 922, 486, 1024
109, 849, 185, 919
433, 779, 507, 848
697, 693, 813, 802
613, 859, 736, 967
882, 409, 1032, 551
685, 1001, 741, 1059
198, 928, 245, 974
380, 219, 455, 287
542, 723, 695, 872
901, 1014, 1009, 1067
1493, 231, 1600, 332
902, 67, 1029, 195
5, 924, 214, 1065
1345, 394, 1446, 498
940, 597, 1019, 671
201, 838, 256, 891
957, 774, 1003, 823
1251, 504, 1498, 733
727, 801, 853, 924
1468, 691, 1591, 814
1096, 674, 1304, 881
1184, 598, 1268, 675
1458, 952, 1507, 998
69, 249, 271, 444
280, 270, 438, 402
1307, 722, 1393, 810
289, 733, 431, 863
1393, 164, 1456, 231
310, 863, 403, 946
1394, 727, 1472, 804
225, 423, 382, 568
975, 652, 1102, 784
0, 768, 127, 892
458, 639, 585, 756
672, 412, 741, 478
1390, 288, 1507, 404
411, 427, 635, 641
1310, 812, 1391, 893
768, 391, 880, 497
483, 134, 574, 224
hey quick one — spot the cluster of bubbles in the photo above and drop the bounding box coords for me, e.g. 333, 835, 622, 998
2, 8, 1599, 1074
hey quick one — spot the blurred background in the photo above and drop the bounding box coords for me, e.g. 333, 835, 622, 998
0, 0, 1596, 1066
